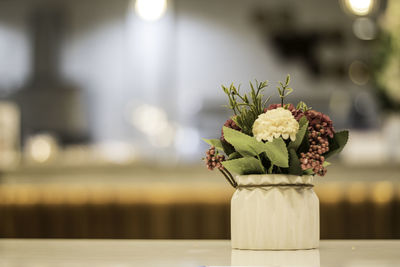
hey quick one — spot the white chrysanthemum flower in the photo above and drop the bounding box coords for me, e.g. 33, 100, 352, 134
252, 107, 299, 142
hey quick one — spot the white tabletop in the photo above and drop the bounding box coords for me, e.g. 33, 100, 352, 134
0, 239, 399, 266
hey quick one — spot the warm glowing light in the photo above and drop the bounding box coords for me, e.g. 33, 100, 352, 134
347, 182, 367, 204
129, 104, 175, 147
27, 134, 57, 163
316, 184, 344, 204
135, 0, 167, 21
345, 0, 374, 16
131, 104, 169, 136
149, 124, 175, 148
97, 141, 137, 164
372, 182, 394, 204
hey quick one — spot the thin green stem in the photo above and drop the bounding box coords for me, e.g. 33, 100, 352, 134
226, 169, 238, 188
250, 146, 266, 174
219, 169, 237, 188
268, 163, 274, 174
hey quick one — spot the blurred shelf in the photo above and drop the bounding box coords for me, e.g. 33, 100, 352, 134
0, 162, 399, 184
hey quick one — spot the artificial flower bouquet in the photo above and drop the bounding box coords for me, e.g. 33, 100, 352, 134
203, 75, 349, 187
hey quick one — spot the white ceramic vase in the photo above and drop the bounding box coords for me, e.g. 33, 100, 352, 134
231, 174, 319, 250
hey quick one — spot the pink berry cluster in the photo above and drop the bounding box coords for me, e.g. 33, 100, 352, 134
299, 110, 335, 176
205, 146, 225, 171
267, 104, 335, 176
305, 110, 334, 138
220, 118, 241, 143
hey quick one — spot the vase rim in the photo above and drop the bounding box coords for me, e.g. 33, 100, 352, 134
235, 174, 313, 186
237, 174, 314, 177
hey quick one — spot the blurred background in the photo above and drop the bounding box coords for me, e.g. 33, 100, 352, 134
0, 0, 399, 239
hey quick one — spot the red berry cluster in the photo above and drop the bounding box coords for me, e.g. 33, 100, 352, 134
305, 110, 335, 138
299, 132, 328, 176
205, 146, 225, 171
299, 110, 335, 176
265, 103, 304, 120
220, 118, 241, 143
266, 104, 335, 176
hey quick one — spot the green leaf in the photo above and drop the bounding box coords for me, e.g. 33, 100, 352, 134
222, 157, 265, 175
202, 138, 224, 150
263, 138, 289, 168
203, 138, 235, 156
221, 140, 235, 156
298, 116, 308, 128
285, 74, 290, 85
296, 101, 311, 111
263, 96, 271, 107
249, 81, 255, 92
298, 128, 310, 153
303, 169, 314, 175
324, 130, 349, 159
231, 116, 239, 125
223, 127, 289, 167
322, 161, 331, 167
228, 151, 242, 160
284, 87, 293, 97
222, 126, 262, 157
288, 117, 308, 151
288, 148, 302, 175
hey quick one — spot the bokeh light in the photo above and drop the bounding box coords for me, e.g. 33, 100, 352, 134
349, 60, 369, 85
344, 0, 375, 16
130, 104, 169, 136
26, 134, 58, 163
352, 17, 377, 40
135, 0, 167, 21
129, 104, 175, 148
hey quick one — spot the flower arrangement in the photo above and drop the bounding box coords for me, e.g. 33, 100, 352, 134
203, 75, 349, 188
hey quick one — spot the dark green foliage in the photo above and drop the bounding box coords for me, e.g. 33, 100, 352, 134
324, 130, 349, 159
296, 101, 312, 112
297, 128, 310, 154
277, 74, 293, 106
202, 138, 235, 156
228, 151, 242, 160
288, 148, 303, 175
222, 80, 270, 135
203, 75, 349, 181
223, 126, 289, 168
288, 116, 308, 151
221, 140, 236, 156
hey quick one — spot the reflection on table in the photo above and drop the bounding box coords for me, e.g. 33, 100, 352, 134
231, 248, 320, 266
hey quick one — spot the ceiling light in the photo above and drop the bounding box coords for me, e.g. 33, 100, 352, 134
135, 0, 167, 21
344, 0, 375, 16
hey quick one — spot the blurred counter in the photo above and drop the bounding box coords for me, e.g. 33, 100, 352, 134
1, 240, 400, 266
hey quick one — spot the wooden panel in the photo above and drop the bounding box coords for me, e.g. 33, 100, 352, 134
0, 183, 400, 239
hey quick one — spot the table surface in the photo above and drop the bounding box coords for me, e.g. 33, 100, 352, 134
1, 239, 399, 267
